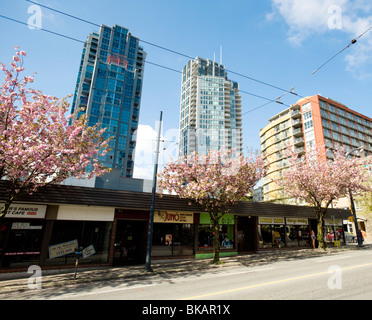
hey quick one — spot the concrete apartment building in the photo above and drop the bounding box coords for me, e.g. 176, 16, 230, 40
260, 94, 372, 203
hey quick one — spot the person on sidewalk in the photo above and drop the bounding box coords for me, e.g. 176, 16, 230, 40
310, 230, 316, 249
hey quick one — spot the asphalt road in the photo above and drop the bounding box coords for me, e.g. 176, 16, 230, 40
3, 248, 372, 301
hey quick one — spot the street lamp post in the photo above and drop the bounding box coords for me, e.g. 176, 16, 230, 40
346, 146, 364, 248
349, 190, 363, 247
145, 111, 163, 272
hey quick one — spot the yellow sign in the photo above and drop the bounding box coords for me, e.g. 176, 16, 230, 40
348, 216, 354, 222
286, 218, 308, 225
259, 217, 285, 225
154, 211, 194, 224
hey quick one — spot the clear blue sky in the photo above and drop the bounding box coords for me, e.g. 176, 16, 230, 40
1, 0, 372, 179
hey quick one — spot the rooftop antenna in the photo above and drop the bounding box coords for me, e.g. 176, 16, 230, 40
220, 45, 222, 65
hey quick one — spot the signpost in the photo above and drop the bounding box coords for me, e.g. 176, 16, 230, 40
48, 240, 96, 279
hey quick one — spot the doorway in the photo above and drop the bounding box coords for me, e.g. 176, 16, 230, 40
237, 216, 258, 252
113, 220, 147, 266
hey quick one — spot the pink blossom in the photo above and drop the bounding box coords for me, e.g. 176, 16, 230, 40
0, 47, 112, 221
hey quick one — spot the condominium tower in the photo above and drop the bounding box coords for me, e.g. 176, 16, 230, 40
71, 24, 146, 177
179, 57, 243, 156
260, 94, 372, 202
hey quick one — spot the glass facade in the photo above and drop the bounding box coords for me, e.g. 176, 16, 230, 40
258, 217, 310, 249
71, 24, 146, 177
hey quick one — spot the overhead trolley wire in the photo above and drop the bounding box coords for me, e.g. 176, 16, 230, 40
0, 13, 288, 108
24, 0, 294, 95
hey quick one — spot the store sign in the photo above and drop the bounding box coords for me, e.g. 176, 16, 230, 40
11, 222, 42, 230
154, 211, 193, 224
286, 218, 308, 225
259, 217, 285, 225
325, 218, 343, 226
199, 213, 235, 225
48, 239, 78, 259
1, 203, 46, 219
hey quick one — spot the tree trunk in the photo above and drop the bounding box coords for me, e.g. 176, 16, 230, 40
316, 209, 326, 250
212, 220, 220, 264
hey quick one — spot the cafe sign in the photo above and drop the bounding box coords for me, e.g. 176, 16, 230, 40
154, 211, 194, 224
0, 203, 46, 219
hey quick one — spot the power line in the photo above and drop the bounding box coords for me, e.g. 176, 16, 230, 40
24, 0, 293, 95
0, 13, 288, 107
312, 26, 372, 75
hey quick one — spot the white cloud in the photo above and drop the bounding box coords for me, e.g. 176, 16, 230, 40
268, 0, 372, 76
269, 0, 348, 45
133, 124, 179, 180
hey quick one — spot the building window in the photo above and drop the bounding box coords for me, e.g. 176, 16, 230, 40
152, 223, 194, 257
47, 220, 112, 265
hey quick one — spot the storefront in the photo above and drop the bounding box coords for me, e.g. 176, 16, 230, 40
152, 210, 194, 257
196, 213, 236, 259
324, 218, 344, 246
112, 209, 148, 266
258, 217, 285, 248
0, 182, 353, 270
285, 217, 310, 247
0, 203, 46, 268
45, 205, 114, 267
258, 216, 310, 249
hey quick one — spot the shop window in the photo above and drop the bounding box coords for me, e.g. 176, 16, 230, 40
152, 223, 194, 257
285, 225, 310, 247
0, 220, 45, 268
198, 224, 235, 250
47, 220, 112, 265
285, 225, 299, 247
258, 224, 285, 248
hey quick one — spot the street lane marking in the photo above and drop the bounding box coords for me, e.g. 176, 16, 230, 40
181, 262, 372, 300
317, 255, 351, 263
214, 267, 275, 277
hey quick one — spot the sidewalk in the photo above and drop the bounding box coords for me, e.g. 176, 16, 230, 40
1, 243, 371, 295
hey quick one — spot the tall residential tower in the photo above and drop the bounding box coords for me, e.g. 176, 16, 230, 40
179, 57, 243, 156
71, 24, 146, 177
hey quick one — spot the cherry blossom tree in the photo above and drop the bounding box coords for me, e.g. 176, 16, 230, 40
157, 148, 267, 264
0, 47, 111, 220
280, 145, 371, 249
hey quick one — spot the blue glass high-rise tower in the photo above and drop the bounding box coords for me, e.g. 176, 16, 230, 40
71, 24, 146, 177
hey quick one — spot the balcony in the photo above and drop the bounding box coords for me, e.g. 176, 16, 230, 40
292, 118, 302, 127
291, 109, 301, 118
293, 137, 304, 146
292, 127, 303, 137
295, 146, 305, 154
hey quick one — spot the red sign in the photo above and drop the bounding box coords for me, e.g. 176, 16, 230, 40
107, 54, 128, 69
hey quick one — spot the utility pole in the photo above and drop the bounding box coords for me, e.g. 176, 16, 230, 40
145, 111, 163, 272
346, 146, 364, 248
